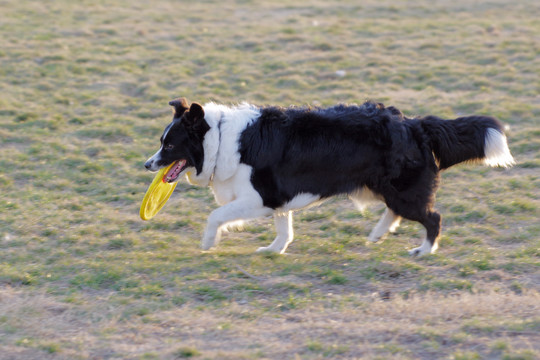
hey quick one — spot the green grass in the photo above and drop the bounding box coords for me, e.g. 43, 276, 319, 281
173, 347, 201, 358
0, 0, 539, 359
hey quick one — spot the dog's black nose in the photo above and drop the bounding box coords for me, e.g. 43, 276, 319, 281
144, 161, 152, 170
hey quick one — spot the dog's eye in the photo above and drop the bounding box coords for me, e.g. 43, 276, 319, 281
165, 144, 174, 150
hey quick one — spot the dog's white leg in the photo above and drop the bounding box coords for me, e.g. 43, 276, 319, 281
201, 199, 273, 250
408, 238, 438, 256
367, 208, 401, 243
256, 211, 293, 254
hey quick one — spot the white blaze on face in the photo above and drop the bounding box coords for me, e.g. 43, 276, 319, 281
145, 123, 174, 171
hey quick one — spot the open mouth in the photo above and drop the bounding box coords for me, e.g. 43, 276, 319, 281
163, 160, 188, 183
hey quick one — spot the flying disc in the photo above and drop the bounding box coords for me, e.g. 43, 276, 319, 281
140, 163, 178, 220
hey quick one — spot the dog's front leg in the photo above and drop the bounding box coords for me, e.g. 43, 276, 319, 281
256, 211, 293, 254
201, 199, 273, 250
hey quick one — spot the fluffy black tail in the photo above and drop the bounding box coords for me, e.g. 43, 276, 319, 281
420, 115, 514, 170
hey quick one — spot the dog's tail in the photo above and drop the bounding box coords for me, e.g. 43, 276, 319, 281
419, 115, 514, 170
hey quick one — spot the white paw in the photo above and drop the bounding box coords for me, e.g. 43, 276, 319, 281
201, 244, 215, 251
408, 240, 437, 256
201, 227, 222, 251
408, 247, 429, 256
367, 235, 382, 243
256, 246, 284, 254
201, 237, 216, 251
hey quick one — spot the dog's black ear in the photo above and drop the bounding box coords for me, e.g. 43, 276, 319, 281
187, 103, 204, 121
184, 103, 209, 135
169, 98, 189, 118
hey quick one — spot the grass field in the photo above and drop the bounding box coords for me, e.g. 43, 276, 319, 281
1, 0, 539, 359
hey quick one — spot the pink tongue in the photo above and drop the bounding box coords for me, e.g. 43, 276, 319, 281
164, 160, 186, 182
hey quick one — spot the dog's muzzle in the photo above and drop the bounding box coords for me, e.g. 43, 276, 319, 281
144, 153, 161, 172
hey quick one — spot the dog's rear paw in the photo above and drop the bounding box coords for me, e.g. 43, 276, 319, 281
408, 247, 423, 256
408, 244, 436, 256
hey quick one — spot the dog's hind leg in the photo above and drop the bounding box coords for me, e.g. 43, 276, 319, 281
367, 208, 402, 243
383, 193, 442, 256
201, 199, 273, 250
256, 211, 293, 254
408, 211, 441, 256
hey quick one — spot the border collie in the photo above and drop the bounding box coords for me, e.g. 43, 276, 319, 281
144, 98, 514, 256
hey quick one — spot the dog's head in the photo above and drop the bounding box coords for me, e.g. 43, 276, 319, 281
144, 98, 210, 183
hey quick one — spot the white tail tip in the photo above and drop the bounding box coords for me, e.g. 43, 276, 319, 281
484, 128, 515, 167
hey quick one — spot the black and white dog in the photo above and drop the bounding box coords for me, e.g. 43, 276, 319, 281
144, 98, 514, 256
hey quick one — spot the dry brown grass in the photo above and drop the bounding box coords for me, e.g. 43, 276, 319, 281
1, 288, 538, 359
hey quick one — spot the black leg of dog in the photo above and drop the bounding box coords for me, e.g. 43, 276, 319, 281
383, 183, 442, 256
410, 210, 442, 256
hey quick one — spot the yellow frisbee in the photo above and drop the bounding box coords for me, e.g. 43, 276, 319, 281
140, 162, 179, 220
